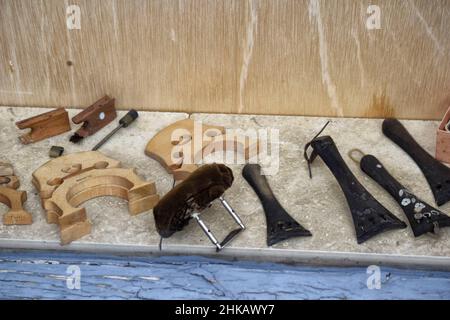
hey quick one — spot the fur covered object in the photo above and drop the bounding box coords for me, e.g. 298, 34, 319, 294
153, 163, 234, 238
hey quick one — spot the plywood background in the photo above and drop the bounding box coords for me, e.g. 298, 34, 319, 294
1, 0, 450, 119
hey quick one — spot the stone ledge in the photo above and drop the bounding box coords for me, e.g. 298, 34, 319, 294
1, 106, 449, 270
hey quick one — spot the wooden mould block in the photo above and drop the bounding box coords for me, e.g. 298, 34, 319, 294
0, 187, 32, 225
44, 168, 159, 245
145, 119, 259, 181
15, 108, 71, 144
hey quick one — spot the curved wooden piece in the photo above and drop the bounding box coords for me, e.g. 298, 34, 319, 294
0, 187, 32, 225
0, 175, 20, 189
173, 136, 260, 181
32, 151, 121, 201
145, 119, 225, 174
145, 119, 259, 180
44, 168, 159, 245
0, 162, 20, 189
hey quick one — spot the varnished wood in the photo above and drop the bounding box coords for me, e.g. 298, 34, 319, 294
71, 95, 116, 139
1, 0, 449, 119
15, 108, 71, 144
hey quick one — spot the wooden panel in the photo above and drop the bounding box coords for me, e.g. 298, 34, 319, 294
0, 0, 450, 119
1, 251, 450, 299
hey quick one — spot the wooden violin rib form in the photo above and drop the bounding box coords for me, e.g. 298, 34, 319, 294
360, 154, 450, 237
383, 118, 450, 206
306, 136, 406, 244
242, 164, 311, 246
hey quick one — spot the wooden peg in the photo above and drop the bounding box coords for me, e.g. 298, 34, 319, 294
15, 108, 71, 144
70, 95, 117, 143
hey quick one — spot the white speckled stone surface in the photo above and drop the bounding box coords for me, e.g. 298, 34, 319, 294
1, 106, 450, 269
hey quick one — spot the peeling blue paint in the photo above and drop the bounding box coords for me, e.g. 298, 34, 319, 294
0, 250, 449, 299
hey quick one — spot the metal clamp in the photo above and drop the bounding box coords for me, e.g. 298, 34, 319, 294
191, 196, 245, 252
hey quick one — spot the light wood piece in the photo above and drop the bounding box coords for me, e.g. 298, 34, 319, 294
33, 151, 159, 244
0, 175, 20, 190
32, 151, 121, 201
45, 168, 159, 245
145, 119, 259, 180
0, 187, 32, 225
436, 105, 450, 164
0, 162, 20, 190
2, 1, 450, 120
0, 162, 14, 176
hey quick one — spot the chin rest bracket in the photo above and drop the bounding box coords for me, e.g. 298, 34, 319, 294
192, 196, 245, 252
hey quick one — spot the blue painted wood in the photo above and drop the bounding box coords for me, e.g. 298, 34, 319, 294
0, 250, 449, 299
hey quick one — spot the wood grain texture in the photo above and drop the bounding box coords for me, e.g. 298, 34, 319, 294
1, 0, 450, 119
1, 251, 450, 299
